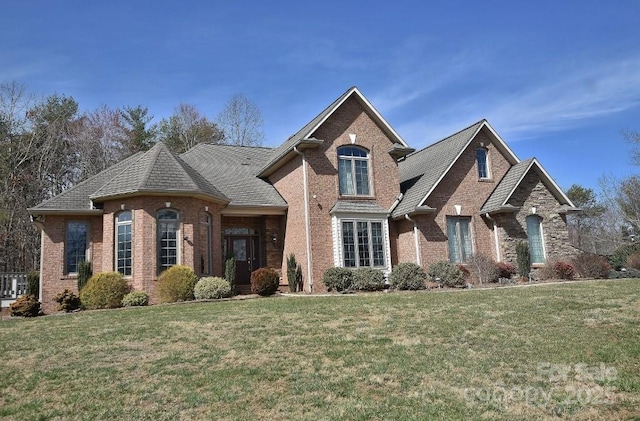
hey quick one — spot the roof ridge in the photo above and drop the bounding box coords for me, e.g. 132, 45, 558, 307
139, 142, 169, 189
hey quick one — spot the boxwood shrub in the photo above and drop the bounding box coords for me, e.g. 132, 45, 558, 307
79, 271, 130, 310
194, 277, 232, 299
121, 290, 149, 307
427, 261, 465, 287
352, 267, 385, 291
157, 265, 198, 303
390, 262, 426, 290
322, 267, 353, 292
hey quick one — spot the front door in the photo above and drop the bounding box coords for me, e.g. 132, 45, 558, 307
229, 236, 260, 286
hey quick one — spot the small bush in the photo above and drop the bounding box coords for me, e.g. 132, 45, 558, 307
157, 265, 198, 303
250, 267, 280, 296
77, 260, 93, 292
53, 289, 81, 312
516, 241, 531, 278
323, 267, 354, 292
466, 254, 497, 285
80, 272, 130, 309
121, 290, 149, 307
10, 295, 41, 317
194, 277, 232, 299
427, 261, 465, 287
352, 267, 385, 291
553, 261, 577, 280
286, 253, 302, 293
225, 257, 236, 295
626, 252, 640, 270
609, 243, 640, 270
496, 262, 517, 280
26, 270, 39, 297
573, 254, 611, 279
390, 262, 426, 290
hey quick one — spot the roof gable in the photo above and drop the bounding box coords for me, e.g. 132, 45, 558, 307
258, 86, 409, 177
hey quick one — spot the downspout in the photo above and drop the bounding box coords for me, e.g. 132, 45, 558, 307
404, 214, 421, 267
485, 213, 501, 262
30, 214, 45, 302
294, 146, 313, 292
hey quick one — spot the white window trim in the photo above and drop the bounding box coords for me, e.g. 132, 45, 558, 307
331, 213, 391, 275
526, 215, 547, 264
115, 210, 133, 277
446, 216, 475, 264
337, 146, 374, 197
157, 209, 181, 273
477, 147, 491, 180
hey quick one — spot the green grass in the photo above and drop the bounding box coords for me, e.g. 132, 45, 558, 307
1, 279, 639, 420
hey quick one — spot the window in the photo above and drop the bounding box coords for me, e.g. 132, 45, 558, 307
200, 212, 212, 275
476, 148, 489, 179
115, 211, 132, 276
342, 220, 385, 268
447, 216, 473, 263
338, 146, 370, 196
526, 215, 545, 264
157, 209, 179, 272
66, 221, 88, 273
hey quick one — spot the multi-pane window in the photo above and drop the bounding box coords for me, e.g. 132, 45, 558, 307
342, 220, 385, 268
66, 221, 88, 273
338, 146, 370, 196
116, 211, 132, 276
526, 215, 545, 264
447, 216, 473, 263
200, 212, 212, 275
157, 209, 179, 272
476, 148, 489, 179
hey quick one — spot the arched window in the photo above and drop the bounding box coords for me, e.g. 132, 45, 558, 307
526, 215, 545, 264
115, 211, 132, 276
338, 146, 370, 196
157, 209, 179, 272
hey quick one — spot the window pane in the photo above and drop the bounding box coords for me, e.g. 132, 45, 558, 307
526, 216, 545, 263
66, 222, 87, 273
354, 160, 370, 195
342, 222, 356, 267
371, 222, 384, 267
232, 239, 247, 261
446, 218, 460, 263
338, 158, 354, 195
158, 214, 178, 271
476, 149, 488, 178
116, 220, 132, 276
459, 219, 472, 262
357, 222, 370, 267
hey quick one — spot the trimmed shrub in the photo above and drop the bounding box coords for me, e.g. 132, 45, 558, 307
26, 270, 39, 297
194, 277, 232, 300
516, 241, 531, 279
390, 262, 426, 290
352, 267, 385, 291
573, 254, 611, 279
157, 265, 198, 303
553, 261, 577, 280
286, 253, 302, 293
80, 272, 130, 310
626, 252, 640, 270
609, 243, 640, 270
77, 260, 93, 292
225, 257, 236, 295
121, 290, 149, 307
250, 267, 280, 296
496, 262, 517, 280
322, 267, 354, 292
427, 261, 464, 287
53, 289, 81, 312
10, 295, 41, 317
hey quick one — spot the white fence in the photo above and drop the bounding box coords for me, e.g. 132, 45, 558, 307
0, 273, 28, 308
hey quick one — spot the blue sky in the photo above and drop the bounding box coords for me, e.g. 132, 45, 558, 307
2, 1, 639, 192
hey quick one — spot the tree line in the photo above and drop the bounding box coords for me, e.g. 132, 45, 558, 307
0, 81, 264, 272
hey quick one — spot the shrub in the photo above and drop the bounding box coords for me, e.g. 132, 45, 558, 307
26, 270, 39, 297
225, 257, 236, 295
286, 253, 302, 293
53, 289, 81, 312
620, 267, 640, 278
295, 266, 303, 292
250, 267, 280, 296
194, 277, 232, 299
496, 262, 517, 280
322, 267, 354, 292
609, 243, 640, 270
573, 254, 611, 279
121, 290, 149, 307
352, 267, 385, 291
157, 265, 198, 303
77, 260, 93, 292
553, 261, 577, 280
427, 261, 464, 287
10, 295, 41, 317
390, 262, 426, 290
626, 252, 640, 270
80, 272, 130, 310
466, 254, 498, 285
516, 241, 531, 279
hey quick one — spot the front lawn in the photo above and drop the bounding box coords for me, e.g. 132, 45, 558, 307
1, 279, 639, 420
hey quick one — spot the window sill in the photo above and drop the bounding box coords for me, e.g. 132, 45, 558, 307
60, 275, 78, 280
338, 195, 375, 200
478, 178, 494, 183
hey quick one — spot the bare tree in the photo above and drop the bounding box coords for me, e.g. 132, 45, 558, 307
216, 94, 265, 146
158, 104, 223, 153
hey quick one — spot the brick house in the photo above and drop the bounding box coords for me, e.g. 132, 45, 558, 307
29, 87, 578, 312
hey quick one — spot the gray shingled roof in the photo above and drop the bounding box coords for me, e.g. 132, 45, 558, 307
180, 143, 287, 208
91, 142, 227, 202
329, 201, 389, 215
480, 159, 534, 214
392, 120, 485, 218
29, 152, 144, 212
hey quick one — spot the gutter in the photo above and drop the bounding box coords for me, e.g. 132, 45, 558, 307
294, 146, 313, 292
404, 214, 422, 267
